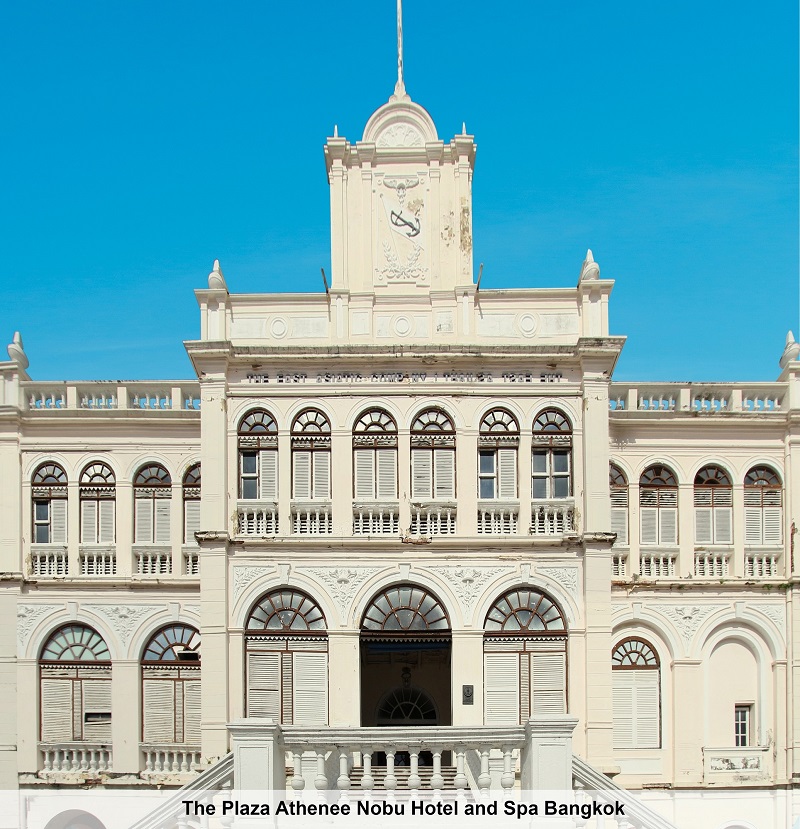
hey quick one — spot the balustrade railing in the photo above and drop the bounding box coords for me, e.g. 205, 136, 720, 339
30, 546, 68, 576
79, 548, 117, 576
612, 553, 628, 579
477, 502, 519, 535
135, 548, 172, 575
609, 383, 786, 414
410, 503, 457, 536
529, 499, 575, 535
141, 745, 202, 776
353, 503, 400, 535
745, 552, 780, 578
694, 551, 730, 578
22, 382, 201, 412
40, 743, 112, 776
639, 553, 677, 578
183, 548, 200, 575
292, 502, 333, 535
237, 501, 279, 536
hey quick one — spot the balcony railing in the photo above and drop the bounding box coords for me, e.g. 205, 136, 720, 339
23, 382, 201, 412
183, 547, 200, 575
529, 499, 575, 535
409, 503, 457, 537
694, 551, 730, 578
353, 503, 400, 535
135, 548, 172, 575
40, 743, 112, 777
30, 546, 68, 577
612, 553, 628, 579
237, 501, 279, 536
80, 548, 117, 576
745, 553, 780, 578
609, 383, 785, 414
292, 502, 333, 535
477, 501, 519, 535
141, 745, 202, 777
639, 553, 677, 578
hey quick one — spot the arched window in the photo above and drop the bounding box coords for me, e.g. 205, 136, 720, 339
639, 465, 678, 546
245, 590, 328, 725
694, 466, 732, 545
609, 464, 628, 545
141, 625, 201, 748
744, 466, 782, 546
410, 408, 456, 501
353, 409, 399, 535
291, 409, 331, 501
483, 587, 567, 724
532, 409, 572, 499
79, 463, 115, 546
133, 464, 172, 544
361, 585, 450, 633
32, 463, 68, 545
183, 463, 201, 544
40, 625, 111, 744
238, 409, 278, 501
612, 638, 660, 749
478, 409, 519, 500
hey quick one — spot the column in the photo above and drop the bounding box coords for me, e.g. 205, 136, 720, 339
328, 631, 360, 726
672, 659, 704, 784
112, 660, 141, 774
450, 630, 483, 726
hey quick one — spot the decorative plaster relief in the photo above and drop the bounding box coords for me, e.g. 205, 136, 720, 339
269, 318, 288, 339
435, 312, 454, 334
539, 314, 579, 337
757, 604, 786, 632
377, 124, 423, 148
654, 605, 717, 647
232, 566, 275, 603
536, 566, 579, 602
518, 314, 537, 338
85, 604, 155, 646
429, 566, 510, 623
301, 567, 380, 621
183, 604, 201, 618
18, 604, 62, 649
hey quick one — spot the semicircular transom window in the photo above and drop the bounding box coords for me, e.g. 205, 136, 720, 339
246, 590, 326, 633
134, 464, 171, 487
377, 687, 438, 722
640, 465, 677, 488
292, 409, 331, 435
612, 638, 659, 668
484, 588, 566, 633
239, 409, 278, 435
33, 463, 68, 486
143, 624, 201, 662
745, 466, 781, 487
41, 624, 110, 662
362, 585, 450, 632
80, 463, 116, 487
533, 409, 572, 435
411, 408, 455, 434
480, 408, 519, 434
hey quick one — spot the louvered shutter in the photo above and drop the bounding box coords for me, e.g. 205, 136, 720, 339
259, 449, 278, 500
640, 508, 658, 545
434, 449, 455, 499
694, 508, 713, 544
183, 680, 202, 744
292, 652, 327, 726
81, 500, 98, 544
247, 652, 281, 719
411, 450, 433, 500
484, 653, 519, 725
82, 679, 112, 741
41, 678, 73, 741
143, 679, 176, 742
497, 449, 517, 499
293, 451, 312, 499
634, 671, 660, 748
313, 452, 331, 500
135, 499, 154, 543
714, 507, 732, 544
612, 672, 635, 749
99, 500, 115, 543
354, 449, 375, 499
184, 501, 201, 543
51, 499, 67, 544
659, 509, 678, 545
764, 508, 782, 545
376, 449, 397, 499
745, 508, 763, 543
530, 650, 566, 716
154, 500, 171, 543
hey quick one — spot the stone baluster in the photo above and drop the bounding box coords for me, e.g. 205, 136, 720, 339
501, 746, 515, 791
478, 749, 491, 791
408, 750, 421, 789
290, 751, 305, 790
454, 747, 467, 789
384, 749, 397, 790
337, 749, 351, 789
314, 751, 328, 790
431, 749, 444, 789
361, 750, 374, 789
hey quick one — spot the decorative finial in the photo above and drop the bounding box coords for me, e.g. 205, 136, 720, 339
333, 124, 338, 137
780, 330, 800, 368
7, 331, 29, 370
208, 259, 228, 291
579, 248, 600, 282
394, 0, 406, 97
462, 122, 467, 136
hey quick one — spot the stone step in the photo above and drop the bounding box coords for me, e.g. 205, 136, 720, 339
348, 766, 459, 790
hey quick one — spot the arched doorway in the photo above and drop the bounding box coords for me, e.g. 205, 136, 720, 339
360, 584, 451, 728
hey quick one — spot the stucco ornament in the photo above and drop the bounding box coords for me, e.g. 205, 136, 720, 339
7, 331, 29, 370
655, 604, 717, 647
207, 259, 228, 291
377, 123, 423, 148
301, 567, 380, 620
86, 604, 154, 646
429, 566, 509, 622
779, 330, 800, 368
757, 603, 786, 632
578, 249, 600, 282
232, 566, 275, 603
17, 604, 62, 649
535, 566, 579, 601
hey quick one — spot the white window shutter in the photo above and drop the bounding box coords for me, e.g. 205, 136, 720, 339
154, 499, 171, 543
313, 452, 331, 500
40, 678, 73, 741
143, 679, 176, 743
498, 449, 517, 499
183, 680, 202, 744
354, 449, 375, 499
640, 508, 658, 545
247, 652, 281, 720
99, 500, 115, 544
411, 450, 433, 500
612, 672, 635, 749
51, 499, 67, 544
135, 499, 154, 543
82, 679, 112, 741
611, 508, 628, 545
634, 671, 660, 748
81, 500, 98, 545
531, 651, 566, 716
260, 450, 278, 500
184, 501, 201, 543
660, 508, 678, 545
292, 652, 327, 726
744, 508, 763, 544
376, 449, 397, 499
764, 508, 782, 545
694, 508, 712, 544
434, 449, 455, 500
293, 451, 312, 500
484, 653, 519, 725
714, 507, 732, 544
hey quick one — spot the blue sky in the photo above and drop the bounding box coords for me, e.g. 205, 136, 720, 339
2, 1, 797, 381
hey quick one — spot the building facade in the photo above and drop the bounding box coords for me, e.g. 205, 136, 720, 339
2, 63, 799, 825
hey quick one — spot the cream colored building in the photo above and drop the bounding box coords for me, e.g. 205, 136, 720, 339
2, 28, 799, 829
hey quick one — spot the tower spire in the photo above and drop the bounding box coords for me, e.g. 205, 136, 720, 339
394, 0, 406, 97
